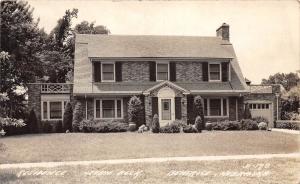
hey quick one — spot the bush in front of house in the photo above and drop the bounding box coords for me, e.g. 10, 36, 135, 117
128, 96, 144, 127
78, 119, 128, 133
243, 103, 252, 119
182, 124, 198, 133
240, 119, 259, 130
28, 109, 39, 133
252, 116, 269, 124
72, 102, 83, 132
0, 117, 26, 136
63, 102, 73, 132
276, 121, 300, 130
194, 95, 205, 129
211, 120, 241, 130
151, 114, 160, 133
258, 122, 268, 130
205, 122, 213, 131
128, 123, 137, 132
195, 116, 202, 132
159, 122, 181, 133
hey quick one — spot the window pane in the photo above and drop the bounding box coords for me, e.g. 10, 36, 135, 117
210, 64, 220, 72
253, 104, 256, 109
157, 64, 168, 72
96, 100, 100, 118
223, 99, 227, 116
50, 102, 62, 119
258, 104, 261, 109
210, 99, 221, 116
261, 104, 265, 109
266, 104, 269, 109
43, 102, 48, 119
102, 100, 115, 118
157, 72, 168, 80
117, 100, 122, 118
102, 64, 114, 72
102, 73, 114, 80
210, 72, 220, 80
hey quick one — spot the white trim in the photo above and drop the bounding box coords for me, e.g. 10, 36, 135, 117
190, 90, 249, 93
208, 63, 222, 82
143, 81, 190, 94
228, 62, 231, 81
156, 61, 170, 81
41, 100, 69, 121
94, 98, 123, 119
101, 62, 115, 82
157, 87, 176, 125
204, 97, 229, 118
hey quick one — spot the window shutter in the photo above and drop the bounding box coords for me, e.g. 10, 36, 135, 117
221, 62, 229, 82
94, 62, 101, 82
152, 97, 158, 116
175, 97, 182, 119
187, 95, 195, 124
202, 62, 208, 81
170, 62, 176, 81
115, 62, 122, 82
149, 62, 156, 81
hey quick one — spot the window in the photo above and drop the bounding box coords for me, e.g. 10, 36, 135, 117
95, 99, 123, 119
209, 64, 221, 81
42, 101, 68, 120
204, 98, 228, 117
101, 63, 115, 82
157, 63, 169, 81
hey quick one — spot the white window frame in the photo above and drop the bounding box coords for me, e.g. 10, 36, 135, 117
204, 97, 229, 118
41, 100, 68, 120
94, 98, 123, 119
156, 61, 170, 81
208, 63, 222, 82
101, 62, 115, 82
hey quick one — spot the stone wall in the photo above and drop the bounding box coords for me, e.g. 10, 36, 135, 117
27, 84, 42, 130
122, 61, 150, 82
176, 62, 203, 82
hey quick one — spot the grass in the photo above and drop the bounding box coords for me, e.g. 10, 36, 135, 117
0, 131, 299, 164
0, 158, 299, 184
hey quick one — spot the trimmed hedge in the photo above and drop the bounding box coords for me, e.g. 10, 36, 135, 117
209, 119, 259, 131
151, 114, 160, 133
159, 122, 180, 133
79, 119, 128, 133
258, 122, 268, 130
276, 121, 300, 130
182, 124, 198, 133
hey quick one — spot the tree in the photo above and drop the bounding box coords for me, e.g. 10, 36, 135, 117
194, 96, 205, 128
194, 116, 202, 133
128, 96, 143, 126
72, 102, 83, 132
151, 114, 160, 133
74, 21, 110, 34
63, 102, 73, 132
261, 72, 300, 91
243, 103, 252, 119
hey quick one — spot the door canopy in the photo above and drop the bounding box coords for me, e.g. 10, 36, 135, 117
143, 81, 190, 97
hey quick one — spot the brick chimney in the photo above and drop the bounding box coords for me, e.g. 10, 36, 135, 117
216, 23, 230, 41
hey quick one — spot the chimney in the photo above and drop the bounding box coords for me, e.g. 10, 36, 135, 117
216, 23, 230, 41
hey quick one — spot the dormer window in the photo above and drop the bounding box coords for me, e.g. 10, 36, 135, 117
101, 63, 115, 82
209, 63, 221, 81
156, 63, 169, 81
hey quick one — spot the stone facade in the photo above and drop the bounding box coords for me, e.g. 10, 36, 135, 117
27, 84, 42, 130
122, 61, 150, 82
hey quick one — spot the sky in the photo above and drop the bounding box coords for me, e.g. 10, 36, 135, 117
27, 0, 300, 84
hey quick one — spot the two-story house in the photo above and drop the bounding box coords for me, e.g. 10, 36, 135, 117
28, 23, 252, 129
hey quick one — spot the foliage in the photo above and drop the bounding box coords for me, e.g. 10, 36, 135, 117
281, 98, 299, 120
28, 109, 39, 133
252, 116, 269, 124
72, 102, 83, 132
194, 96, 205, 128
261, 72, 300, 91
182, 124, 198, 133
74, 21, 110, 34
287, 86, 300, 99
63, 102, 73, 131
240, 119, 259, 130
211, 120, 241, 130
258, 122, 268, 130
79, 119, 128, 133
205, 122, 213, 131
0, 117, 26, 129
276, 121, 300, 130
128, 96, 143, 126
195, 116, 203, 132
243, 103, 252, 119
159, 122, 181, 133
128, 123, 137, 132
151, 114, 160, 133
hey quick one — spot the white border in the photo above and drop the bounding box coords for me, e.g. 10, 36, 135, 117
208, 63, 222, 82
156, 61, 170, 81
101, 62, 115, 82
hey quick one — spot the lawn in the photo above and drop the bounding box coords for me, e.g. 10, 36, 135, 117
0, 131, 299, 164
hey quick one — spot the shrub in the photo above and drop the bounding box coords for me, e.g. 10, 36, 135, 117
72, 102, 83, 132
258, 122, 268, 130
128, 122, 137, 132
0, 117, 26, 136
243, 103, 252, 119
151, 114, 160, 133
28, 109, 39, 133
79, 119, 95, 132
182, 124, 197, 133
211, 120, 241, 130
63, 102, 73, 132
42, 121, 53, 133
252, 116, 269, 124
56, 120, 63, 133
276, 121, 300, 130
205, 122, 212, 131
240, 119, 258, 130
195, 116, 202, 132
160, 122, 180, 133
194, 96, 205, 128
79, 119, 128, 133
128, 96, 144, 127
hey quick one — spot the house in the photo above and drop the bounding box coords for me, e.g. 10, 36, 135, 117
28, 23, 279, 129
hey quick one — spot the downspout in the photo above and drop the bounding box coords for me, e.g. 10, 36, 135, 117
275, 93, 279, 121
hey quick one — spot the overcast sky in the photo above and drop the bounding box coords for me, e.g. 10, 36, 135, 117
28, 0, 300, 84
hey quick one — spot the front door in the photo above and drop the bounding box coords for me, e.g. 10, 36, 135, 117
161, 99, 171, 120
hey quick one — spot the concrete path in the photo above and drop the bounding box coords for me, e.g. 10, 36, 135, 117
272, 128, 300, 135
1, 153, 299, 169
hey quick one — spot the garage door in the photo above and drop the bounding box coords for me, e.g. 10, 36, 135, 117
248, 103, 273, 127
